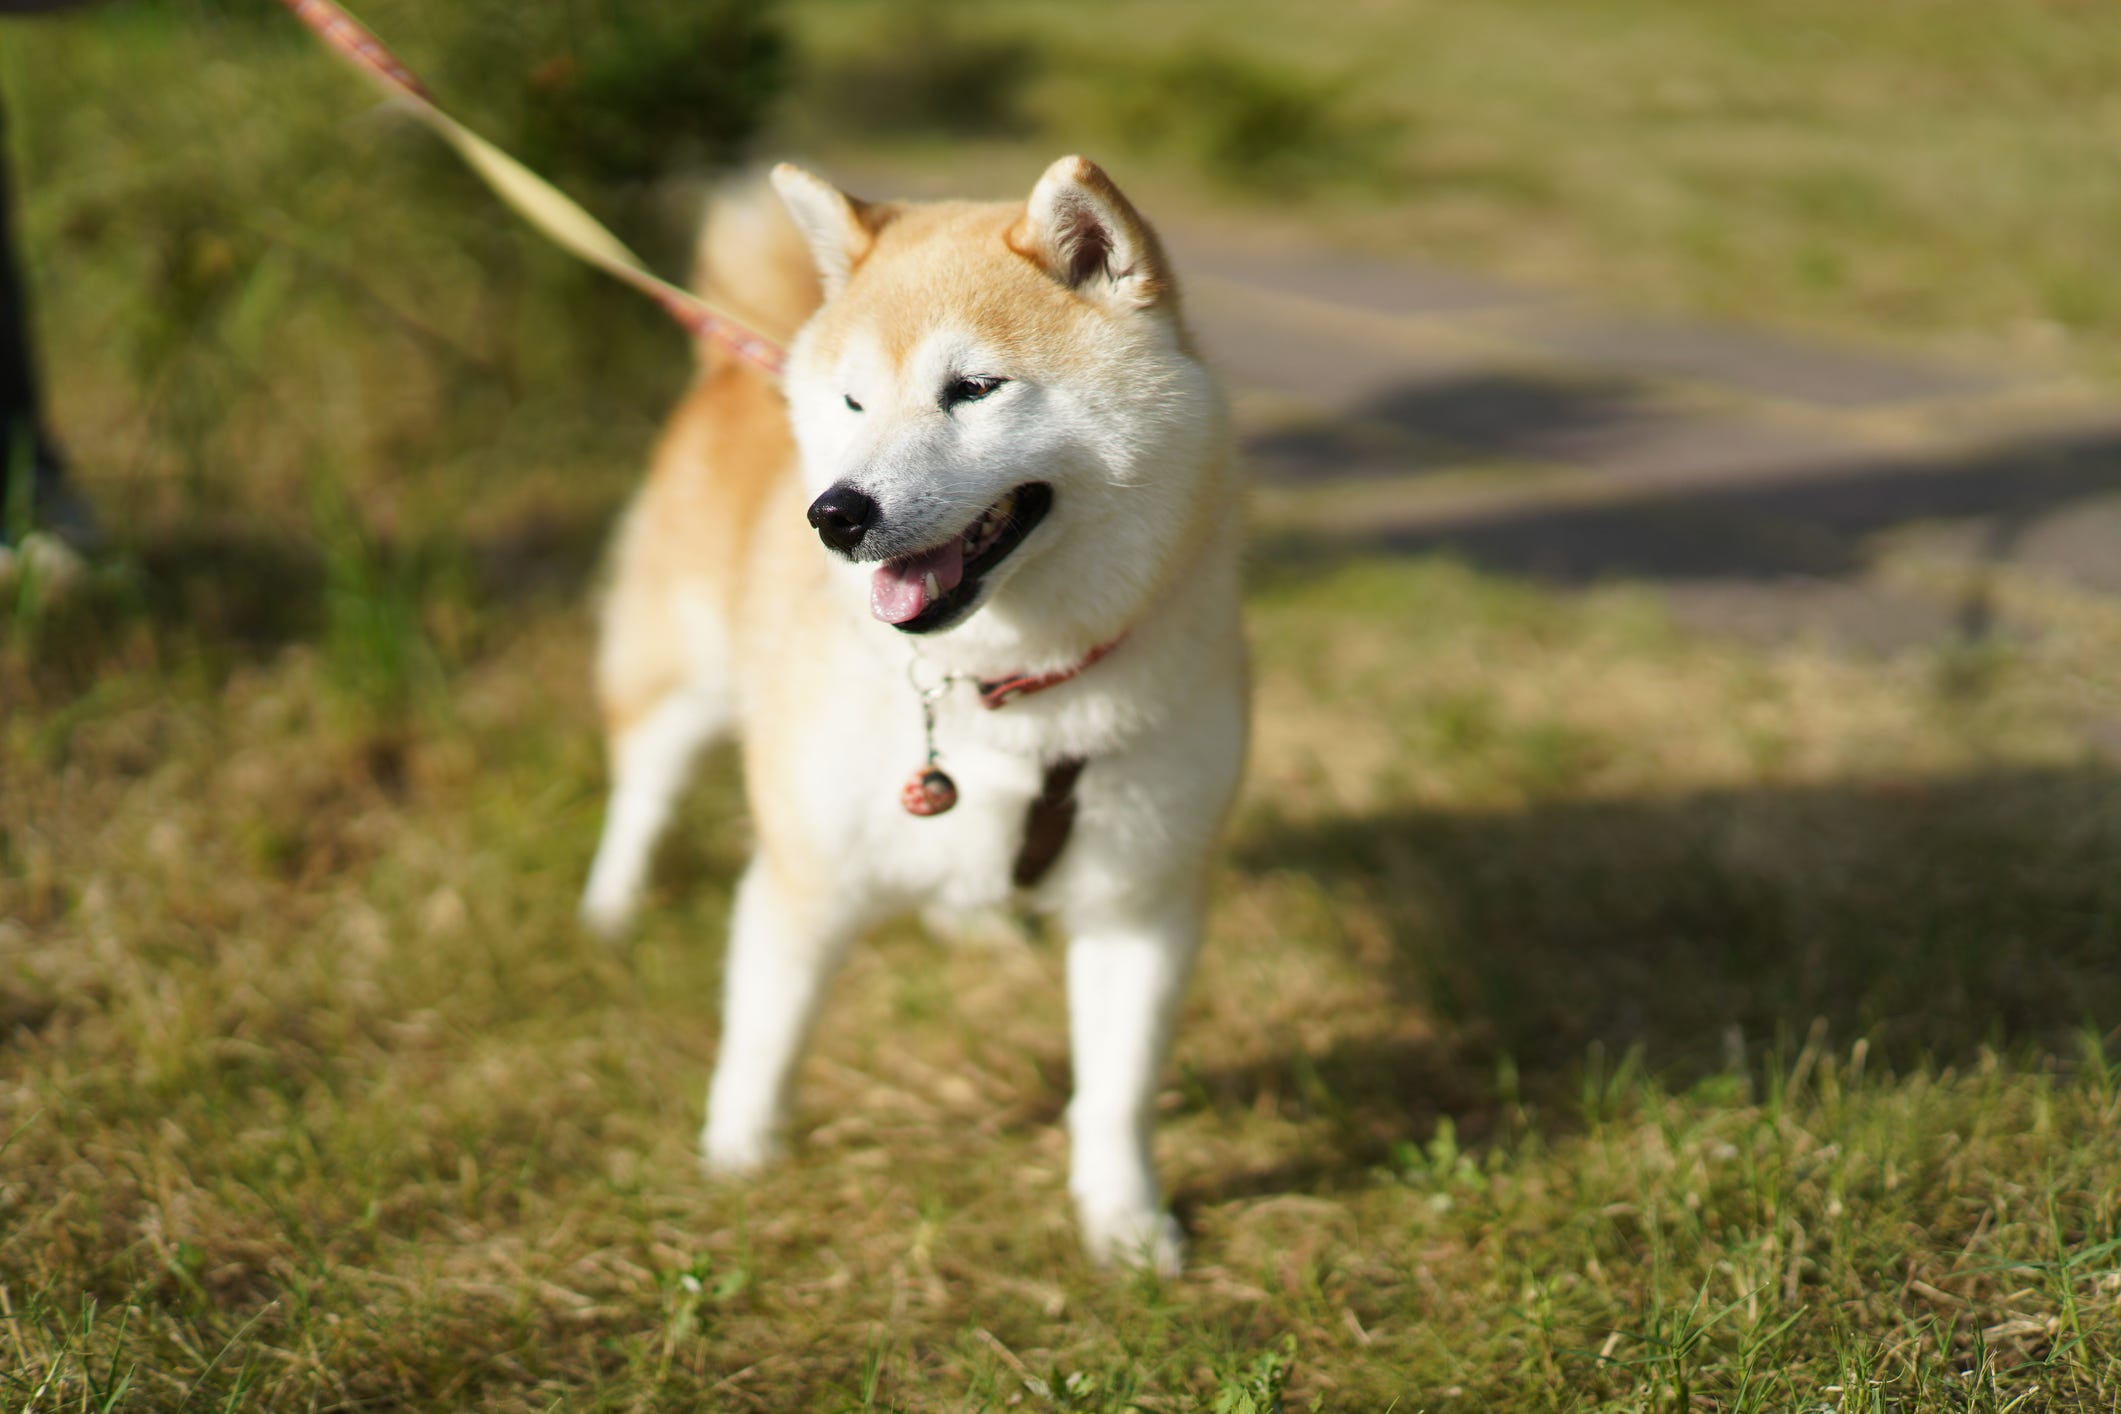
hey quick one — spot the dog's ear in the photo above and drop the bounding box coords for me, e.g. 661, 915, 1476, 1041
770, 164, 889, 300
1010, 156, 1171, 313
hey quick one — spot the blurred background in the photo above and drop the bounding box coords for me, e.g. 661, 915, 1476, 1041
10, 0, 2121, 672
6, 1, 2121, 1407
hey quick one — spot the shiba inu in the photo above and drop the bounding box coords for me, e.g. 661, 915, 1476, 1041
579, 156, 1249, 1270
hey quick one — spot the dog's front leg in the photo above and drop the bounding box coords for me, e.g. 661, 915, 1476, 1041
1063, 888, 1203, 1274
701, 854, 852, 1175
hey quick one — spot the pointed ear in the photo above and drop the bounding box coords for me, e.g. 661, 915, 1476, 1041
1009, 156, 1172, 312
770, 163, 888, 300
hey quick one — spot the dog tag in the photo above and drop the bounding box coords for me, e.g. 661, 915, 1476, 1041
901, 765, 958, 816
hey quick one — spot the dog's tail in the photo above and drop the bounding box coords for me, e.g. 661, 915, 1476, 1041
691, 172, 822, 367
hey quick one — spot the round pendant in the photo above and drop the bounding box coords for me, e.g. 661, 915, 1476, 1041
900, 765, 959, 817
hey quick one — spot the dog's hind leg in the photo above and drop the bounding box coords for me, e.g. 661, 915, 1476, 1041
580, 678, 727, 938
702, 853, 856, 1173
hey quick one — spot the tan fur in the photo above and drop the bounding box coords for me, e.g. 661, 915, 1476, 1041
594, 363, 791, 734
689, 175, 824, 347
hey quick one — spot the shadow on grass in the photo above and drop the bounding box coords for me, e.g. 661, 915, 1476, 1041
1250, 372, 1659, 487
7, 504, 617, 701
1251, 374, 2121, 606
1196, 764, 2121, 1191
135, 524, 330, 650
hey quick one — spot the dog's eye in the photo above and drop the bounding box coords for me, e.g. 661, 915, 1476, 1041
942, 376, 1006, 409
844, 394, 863, 412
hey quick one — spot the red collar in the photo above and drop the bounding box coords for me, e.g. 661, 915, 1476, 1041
976, 635, 1126, 710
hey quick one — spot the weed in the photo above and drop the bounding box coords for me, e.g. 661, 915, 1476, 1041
1213, 1336, 1299, 1414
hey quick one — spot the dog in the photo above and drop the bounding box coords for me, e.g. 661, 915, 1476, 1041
579, 156, 1249, 1271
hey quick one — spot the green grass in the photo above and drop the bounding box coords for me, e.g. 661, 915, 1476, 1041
786, 0, 2121, 385
8, 1, 2121, 1408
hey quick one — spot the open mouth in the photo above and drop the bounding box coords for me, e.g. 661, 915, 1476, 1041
869, 483, 1053, 634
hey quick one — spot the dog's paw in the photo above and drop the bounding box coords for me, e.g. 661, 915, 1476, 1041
699, 1121, 782, 1179
576, 888, 636, 943
1080, 1206, 1185, 1276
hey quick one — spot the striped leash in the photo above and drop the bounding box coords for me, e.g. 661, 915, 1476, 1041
273, 0, 786, 377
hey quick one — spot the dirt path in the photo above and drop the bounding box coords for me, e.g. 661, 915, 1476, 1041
1167, 224, 2121, 651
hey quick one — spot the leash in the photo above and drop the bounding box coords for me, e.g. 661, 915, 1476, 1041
272, 0, 786, 377
278, 0, 1120, 883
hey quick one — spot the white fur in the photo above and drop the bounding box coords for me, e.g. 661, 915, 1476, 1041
578, 682, 725, 938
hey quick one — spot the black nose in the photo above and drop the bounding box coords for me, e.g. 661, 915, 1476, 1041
806, 485, 880, 555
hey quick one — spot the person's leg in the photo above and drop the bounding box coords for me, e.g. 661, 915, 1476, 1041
0, 82, 88, 550
0, 89, 45, 508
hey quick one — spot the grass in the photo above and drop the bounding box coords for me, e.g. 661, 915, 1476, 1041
7, 542, 2121, 1409
7, 1, 2121, 1409
784, 0, 2121, 385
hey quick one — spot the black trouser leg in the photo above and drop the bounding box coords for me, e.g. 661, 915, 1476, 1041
0, 86, 62, 522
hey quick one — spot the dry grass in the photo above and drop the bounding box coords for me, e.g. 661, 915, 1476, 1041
9, 541, 2121, 1408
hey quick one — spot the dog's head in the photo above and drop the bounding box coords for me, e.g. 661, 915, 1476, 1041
772, 157, 1225, 641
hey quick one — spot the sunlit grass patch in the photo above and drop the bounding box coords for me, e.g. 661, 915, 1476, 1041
785, 0, 2121, 382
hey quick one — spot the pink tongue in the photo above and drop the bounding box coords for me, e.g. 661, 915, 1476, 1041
870, 538, 966, 624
